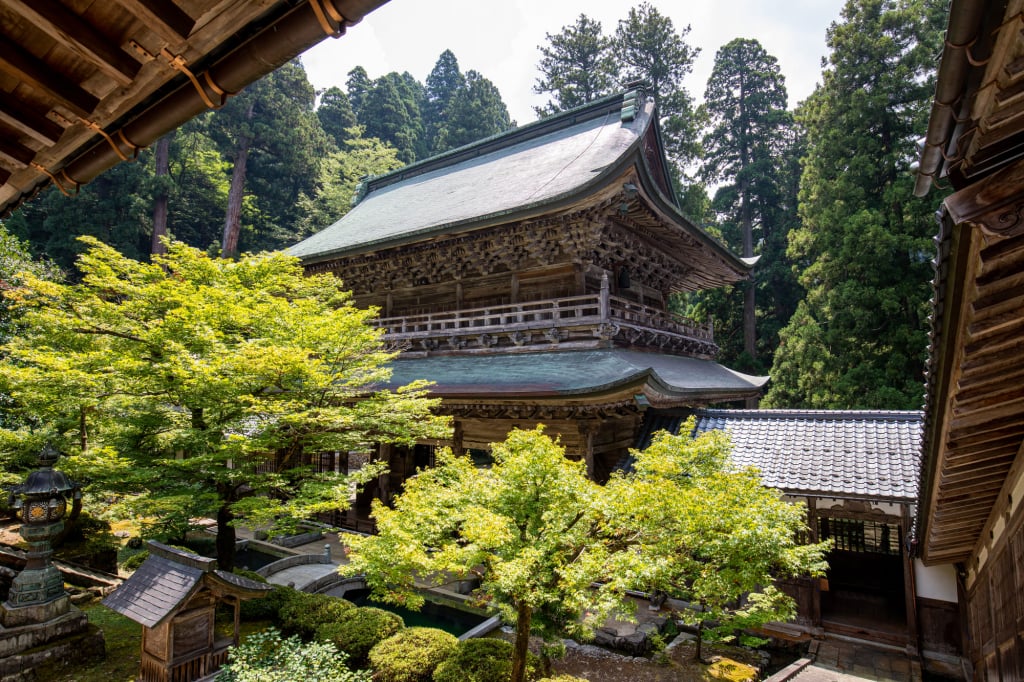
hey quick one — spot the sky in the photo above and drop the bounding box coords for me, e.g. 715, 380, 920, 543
302, 0, 847, 124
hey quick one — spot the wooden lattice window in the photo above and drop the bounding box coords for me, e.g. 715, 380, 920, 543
817, 517, 901, 554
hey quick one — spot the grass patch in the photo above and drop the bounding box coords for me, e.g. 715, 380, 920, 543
36, 603, 141, 682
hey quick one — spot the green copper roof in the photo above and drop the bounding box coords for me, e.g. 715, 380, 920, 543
384, 348, 768, 401
290, 95, 644, 262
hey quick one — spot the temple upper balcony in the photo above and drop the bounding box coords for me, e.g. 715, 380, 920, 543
373, 278, 716, 359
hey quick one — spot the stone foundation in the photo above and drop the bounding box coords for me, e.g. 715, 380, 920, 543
0, 608, 104, 681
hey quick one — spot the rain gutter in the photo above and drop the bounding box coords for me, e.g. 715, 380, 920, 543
914, 0, 988, 197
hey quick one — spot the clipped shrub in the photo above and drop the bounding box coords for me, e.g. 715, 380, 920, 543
215, 627, 369, 682
279, 592, 355, 639
369, 627, 458, 682
432, 637, 541, 682
238, 581, 293, 623
316, 606, 404, 668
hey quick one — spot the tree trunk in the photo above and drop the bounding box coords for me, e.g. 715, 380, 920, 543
222, 100, 255, 259
151, 132, 173, 255
511, 601, 533, 682
740, 174, 755, 361
222, 135, 250, 259
216, 496, 236, 571
739, 171, 759, 409
695, 619, 706, 663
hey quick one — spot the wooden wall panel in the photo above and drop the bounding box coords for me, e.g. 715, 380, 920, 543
917, 597, 962, 655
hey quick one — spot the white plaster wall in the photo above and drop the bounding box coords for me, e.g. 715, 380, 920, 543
914, 560, 958, 602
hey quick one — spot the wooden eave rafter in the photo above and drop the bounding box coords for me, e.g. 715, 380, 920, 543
0, 0, 390, 217
919, 159, 1024, 565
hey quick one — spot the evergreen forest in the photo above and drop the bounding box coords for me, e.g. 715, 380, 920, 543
1, 0, 948, 411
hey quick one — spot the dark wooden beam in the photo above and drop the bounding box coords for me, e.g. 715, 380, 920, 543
0, 98, 64, 145
0, 167, 10, 185
3, 0, 141, 86
0, 35, 98, 117
112, 0, 195, 45
0, 137, 35, 168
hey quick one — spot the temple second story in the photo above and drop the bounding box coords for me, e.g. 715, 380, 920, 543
291, 88, 757, 361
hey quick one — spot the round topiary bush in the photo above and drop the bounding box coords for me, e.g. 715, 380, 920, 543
369, 627, 459, 682
432, 637, 541, 682
278, 592, 355, 640
316, 606, 404, 667
239, 581, 293, 622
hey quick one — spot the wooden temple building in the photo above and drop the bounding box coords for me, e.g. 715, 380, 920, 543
692, 410, 961, 668
290, 88, 766, 503
913, 0, 1024, 678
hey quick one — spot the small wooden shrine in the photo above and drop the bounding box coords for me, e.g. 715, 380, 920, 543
102, 542, 270, 682
290, 88, 766, 524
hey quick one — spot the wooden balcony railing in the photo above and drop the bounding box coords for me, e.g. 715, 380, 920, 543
373, 277, 715, 356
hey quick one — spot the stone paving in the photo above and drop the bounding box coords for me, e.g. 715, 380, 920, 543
774, 638, 921, 682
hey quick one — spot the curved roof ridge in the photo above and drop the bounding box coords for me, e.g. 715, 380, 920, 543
696, 408, 923, 420
363, 91, 637, 194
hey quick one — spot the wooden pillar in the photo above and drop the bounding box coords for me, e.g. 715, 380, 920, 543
807, 497, 822, 627
232, 596, 240, 646
456, 280, 464, 308
510, 274, 519, 303
902, 504, 921, 655
578, 421, 600, 480
385, 291, 393, 317
378, 443, 392, 506
452, 420, 464, 457
599, 272, 610, 321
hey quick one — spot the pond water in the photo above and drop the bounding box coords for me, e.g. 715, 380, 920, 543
343, 587, 489, 636
232, 547, 284, 571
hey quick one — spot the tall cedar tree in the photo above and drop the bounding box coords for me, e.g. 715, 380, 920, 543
345, 66, 373, 120
359, 72, 425, 164
432, 70, 512, 153
0, 239, 449, 568
317, 86, 359, 149
699, 39, 792, 372
424, 50, 466, 154
213, 61, 328, 258
533, 14, 618, 116
612, 3, 705, 214
763, 0, 947, 409
345, 425, 828, 682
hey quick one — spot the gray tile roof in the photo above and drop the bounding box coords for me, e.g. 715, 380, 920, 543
385, 348, 768, 401
692, 409, 923, 502
102, 541, 270, 628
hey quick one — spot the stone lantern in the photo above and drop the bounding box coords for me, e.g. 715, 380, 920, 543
2, 444, 82, 626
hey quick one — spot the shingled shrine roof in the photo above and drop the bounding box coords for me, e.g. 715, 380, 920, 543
102, 541, 270, 628
384, 349, 767, 404
692, 409, 923, 502
289, 91, 754, 289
